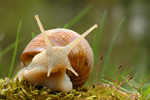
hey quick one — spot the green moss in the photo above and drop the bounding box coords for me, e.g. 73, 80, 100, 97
0, 78, 135, 100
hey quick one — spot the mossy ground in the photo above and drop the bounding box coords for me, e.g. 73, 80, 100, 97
0, 78, 138, 100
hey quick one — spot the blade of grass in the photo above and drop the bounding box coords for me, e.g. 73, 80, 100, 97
87, 11, 107, 85
122, 75, 137, 92
0, 37, 24, 57
112, 87, 121, 100
64, 5, 91, 28
31, 32, 36, 39
8, 21, 22, 78
92, 28, 98, 54
140, 80, 143, 94
142, 83, 150, 90
102, 79, 133, 94
141, 85, 150, 99
102, 17, 125, 75
92, 10, 107, 63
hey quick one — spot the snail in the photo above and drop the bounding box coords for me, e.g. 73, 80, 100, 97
16, 15, 98, 92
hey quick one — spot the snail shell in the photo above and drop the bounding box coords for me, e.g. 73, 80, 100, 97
22, 29, 93, 88
16, 15, 98, 92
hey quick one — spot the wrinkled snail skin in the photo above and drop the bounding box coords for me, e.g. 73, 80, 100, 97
16, 15, 98, 92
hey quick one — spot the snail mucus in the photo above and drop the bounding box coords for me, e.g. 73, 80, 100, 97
16, 15, 98, 92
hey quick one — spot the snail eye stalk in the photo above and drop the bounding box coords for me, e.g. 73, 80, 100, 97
35, 15, 54, 55
63, 24, 98, 56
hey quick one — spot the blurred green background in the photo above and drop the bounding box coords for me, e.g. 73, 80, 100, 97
0, 0, 150, 86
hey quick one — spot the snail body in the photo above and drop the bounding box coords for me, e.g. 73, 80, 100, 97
16, 15, 98, 92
